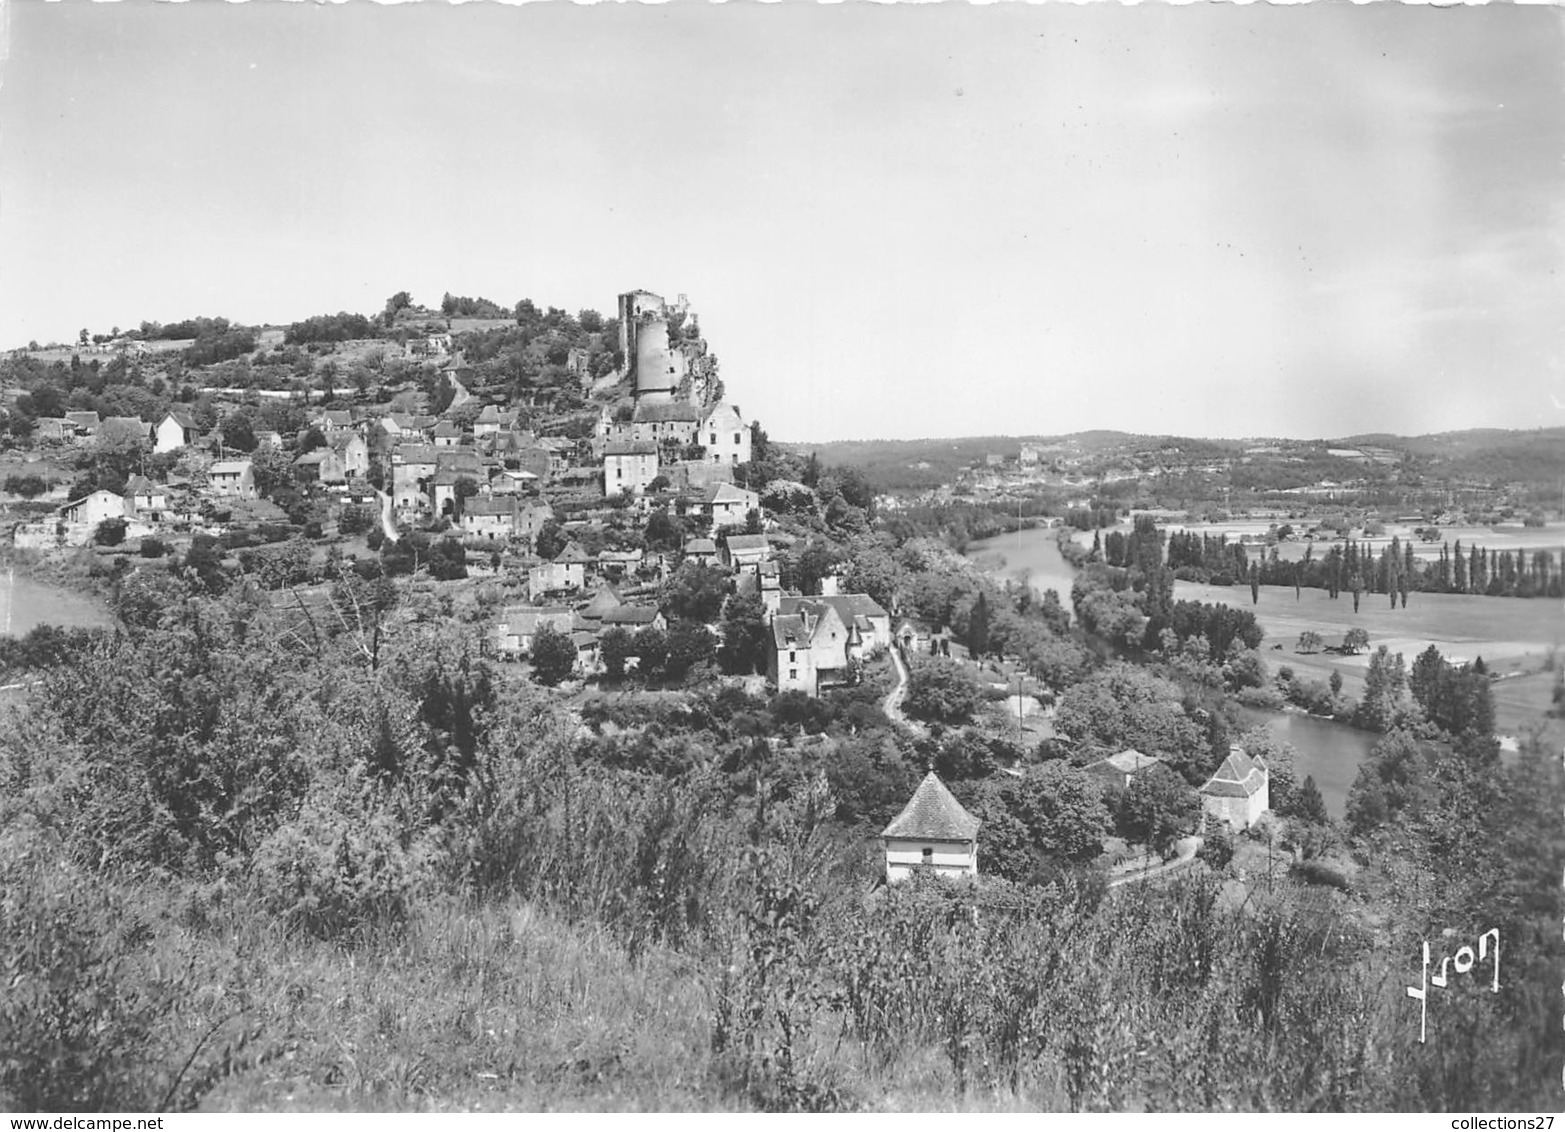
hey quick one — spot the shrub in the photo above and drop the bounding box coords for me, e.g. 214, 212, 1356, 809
251, 795, 423, 943
4, 474, 47, 499
1290, 859, 1352, 891
0, 834, 256, 1111
138, 537, 167, 558
904, 657, 984, 723
1197, 825, 1235, 872
529, 624, 578, 687
95, 517, 127, 547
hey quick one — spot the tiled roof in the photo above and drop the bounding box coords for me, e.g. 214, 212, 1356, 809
582, 587, 623, 618
684, 538, 718, 554
604, 441, 658, 457
701, 403, 745, 427
725, 533, 770, 552
394, 444, 442, 464
771, 614, 811, 649
602, 605, 661, 626
1099, 749, 1160, 775
499, 606, 574, 637
633, 402, 701, 423
704, 482, 756, 505
463, 497, 514, 517
882, 773, 980, 842
778, 593, 888, 623
210, 460, 251, 475
1201, 748, 1267, 799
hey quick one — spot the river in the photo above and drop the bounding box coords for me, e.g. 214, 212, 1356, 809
965, 526, 1378, 818
2, 572, 113, 637
1230, 705, 1378, 820
964, 526, 1079, 602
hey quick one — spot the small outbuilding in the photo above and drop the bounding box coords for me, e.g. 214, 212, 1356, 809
881, 772, 980, 884
1085, 749, 1161, 790
1200, 746, 1270, 830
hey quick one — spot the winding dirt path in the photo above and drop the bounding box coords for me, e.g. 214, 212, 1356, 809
1106, 836, 1202, 889
884, 646, 928, 738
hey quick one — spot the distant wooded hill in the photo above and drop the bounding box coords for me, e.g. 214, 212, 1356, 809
784, 427, 1565, 494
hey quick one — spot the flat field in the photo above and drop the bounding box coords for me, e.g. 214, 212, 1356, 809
1176, 578, 1565, 744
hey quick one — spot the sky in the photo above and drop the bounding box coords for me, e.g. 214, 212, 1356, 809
2, 2, 1563, 444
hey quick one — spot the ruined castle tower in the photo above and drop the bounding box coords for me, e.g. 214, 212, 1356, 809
618, 288, 701, 406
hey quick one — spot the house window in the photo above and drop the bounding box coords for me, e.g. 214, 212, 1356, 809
734, 433, 741, 444
789, 650, 796, 662
922, 847, 933, 865
710, 433, 717, 445
789, 669, 797, 681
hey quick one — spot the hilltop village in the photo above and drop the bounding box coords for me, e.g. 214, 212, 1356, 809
3, 289, 853, 692
0, 288, 1561, 1111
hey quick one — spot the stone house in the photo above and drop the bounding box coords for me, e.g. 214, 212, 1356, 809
459, 495, 518, 540
123, 475, 169, 519
154, 411, 199, 454
293, 448, 347, 485
699, 403, 751, 467
59, 489, 129, 528
472, 404, 519, 439
528, 543, 589, 596
683, 537, 719, 567
1200, 746, 1270, 830
681, 482, 759, 535
333, 432, 370, 479
596, 548, 644, 580
598, 401, 702, 452
603, 441, 659, 496
768, 600, 852, 697
777, 593, 891, 657
515, 501, 554, 548
313, 409, 353, 434
494, 605, 575, 658
391, 444, 440, 513
208, 459, 257, 500
881, 772, 980, 884
721, 532, 771, 572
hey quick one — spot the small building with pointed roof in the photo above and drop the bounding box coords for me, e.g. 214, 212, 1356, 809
881, 772, 980, 884
1200, 745, 1270, 830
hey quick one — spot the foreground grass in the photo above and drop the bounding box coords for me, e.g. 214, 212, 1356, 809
197, 897, 726, 1111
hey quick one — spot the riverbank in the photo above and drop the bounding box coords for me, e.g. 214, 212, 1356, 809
0, 550, 115, 637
